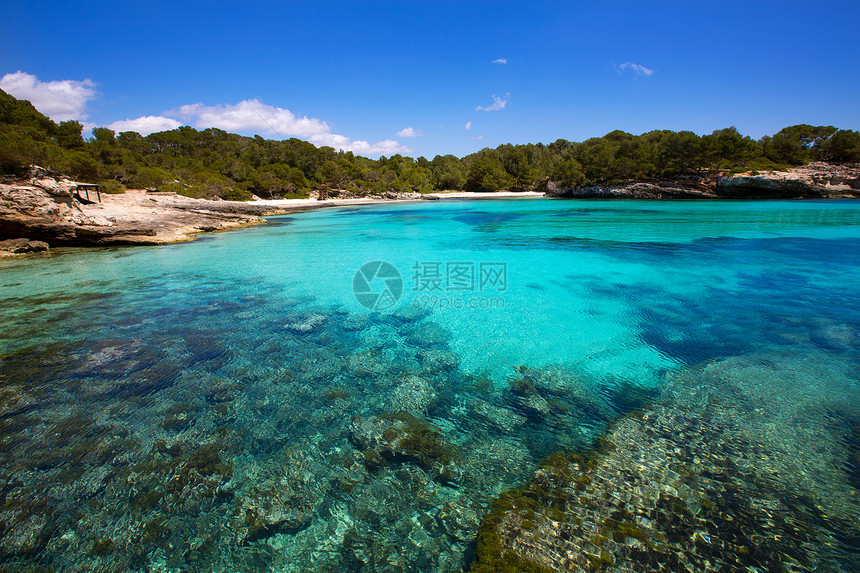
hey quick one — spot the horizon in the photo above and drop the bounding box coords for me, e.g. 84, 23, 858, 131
2, 0, 859, 159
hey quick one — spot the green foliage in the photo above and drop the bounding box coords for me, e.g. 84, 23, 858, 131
551, 158, 585, 188
0, 88, 856, 199
818, 129, 860, 162
58, 150, 100, 180
465, 150, 513, 191
430, 154, 467, 190
763, 124, 837, 165
56, 120, 85, 149
99, 179, 126, 194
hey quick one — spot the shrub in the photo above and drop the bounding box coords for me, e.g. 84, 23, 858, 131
99, 179, 126, 194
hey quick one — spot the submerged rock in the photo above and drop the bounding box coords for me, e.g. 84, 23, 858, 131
470, 354, 860, 572
471, 403, 860, 572
469, 400, 527, 433
387, 375, 438, 416
342, 313, 372, 331
405, 322, 452, 348
415, 348, 461, 374
388, 305, 431, 324
502, 365, 621, 455
349, 413, 462, 484
282, 312, 327, 334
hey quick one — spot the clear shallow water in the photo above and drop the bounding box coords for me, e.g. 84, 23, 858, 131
0, 198, 858, 571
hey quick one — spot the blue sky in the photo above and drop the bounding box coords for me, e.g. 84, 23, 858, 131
2, 0, 858, 158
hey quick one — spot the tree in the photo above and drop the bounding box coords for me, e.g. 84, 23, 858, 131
703, 127, 760, 168
550, 158, 585, 188
56, 120, 85, 149
60, 150, 100, 180
465, 151, 512, 191
764, 124, 837, 164
318, 160, 348, 189
498, 145, 537, 189
430, 155, 466, 190
659, 131, 703, 173
818, 129, 860, 163
91, 127, 116, 144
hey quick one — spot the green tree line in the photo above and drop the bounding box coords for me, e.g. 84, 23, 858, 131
2, 89, 859, 200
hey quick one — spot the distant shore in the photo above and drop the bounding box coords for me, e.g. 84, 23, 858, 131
249, 190, 545, 210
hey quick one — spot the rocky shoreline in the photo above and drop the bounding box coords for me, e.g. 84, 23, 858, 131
0, 168, 292, 251
545, 162, 860, 200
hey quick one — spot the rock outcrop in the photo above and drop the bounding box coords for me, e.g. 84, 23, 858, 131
717, 161, 860, 198
547, 177, 715, 199
546, 162, 860, 200
0, 238, 49, 256
0, 167, 284, 247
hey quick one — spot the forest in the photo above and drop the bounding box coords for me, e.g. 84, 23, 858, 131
2, 88, 859, 200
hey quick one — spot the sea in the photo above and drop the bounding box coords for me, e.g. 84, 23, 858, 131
0, 198, 858, 571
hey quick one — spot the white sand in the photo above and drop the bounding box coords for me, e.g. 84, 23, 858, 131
249, 191, 545, 208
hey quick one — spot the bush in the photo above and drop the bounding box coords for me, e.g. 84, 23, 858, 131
99, 179, 126, 194
220, 186, 253, 202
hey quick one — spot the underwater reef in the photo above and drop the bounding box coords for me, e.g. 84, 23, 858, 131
0, 264, 858, 571
470, 353, 860, 572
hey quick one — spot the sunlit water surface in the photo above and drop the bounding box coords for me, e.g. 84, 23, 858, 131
1, 199, 858, 571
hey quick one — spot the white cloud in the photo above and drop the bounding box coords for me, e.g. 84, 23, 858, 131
0, 70, 97, 121
476, 93, 509, 112
174, 100, 330, 139
465, 121, 472, 130
108, 116, 181, 135
172, 99, 410, 156
469, 135, 484, 140
396, 126, 423, 137
617, 62, 654, 76
492, 58, 508, 64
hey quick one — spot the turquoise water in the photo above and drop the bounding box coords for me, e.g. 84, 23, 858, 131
0, 198, 858, 571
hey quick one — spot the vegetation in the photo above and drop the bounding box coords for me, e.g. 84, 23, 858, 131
2, 88, 859, 199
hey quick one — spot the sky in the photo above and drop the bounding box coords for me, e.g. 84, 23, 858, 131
1, 0, 859, 158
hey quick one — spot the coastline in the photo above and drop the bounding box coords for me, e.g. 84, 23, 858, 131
249, 190, 546, 211
4, 160, 858, 255
0, 183, 547, 254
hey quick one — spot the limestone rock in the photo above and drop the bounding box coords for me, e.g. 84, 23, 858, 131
1, 172, 271, 246
0, 238, 49, 255
719, 161, 860, 198
549, 180, 715, 199
31, 176, 76, 197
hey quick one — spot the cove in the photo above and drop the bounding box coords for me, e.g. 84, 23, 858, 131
0, 198, 858, 572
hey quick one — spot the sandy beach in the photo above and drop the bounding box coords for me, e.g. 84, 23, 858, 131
248, 190, 546, 210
